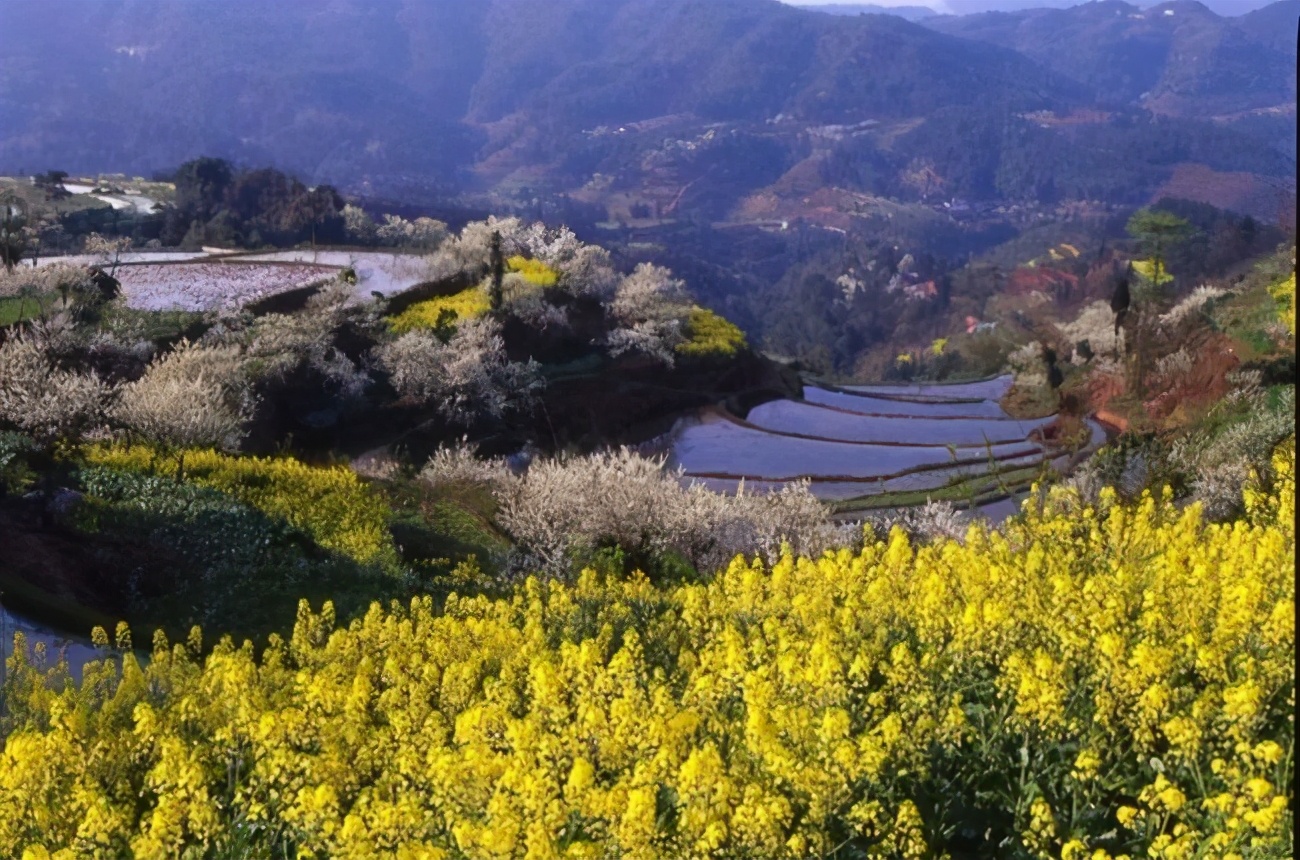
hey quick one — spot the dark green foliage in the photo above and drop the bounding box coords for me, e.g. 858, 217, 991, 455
1150, 197, 1284, 286
72, 466, 398, 644
0, 432, 37, 497
161, 158, 345, 248
0, 193, 28, 271
489, 230, 504, 311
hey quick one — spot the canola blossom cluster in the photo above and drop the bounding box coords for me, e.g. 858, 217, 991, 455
676, 307, 748, 360
388, 287, 492, 335
83, 444, 399, 568
1271, 272, 1295, 337
506, 256, 560, 288
1, 442, 1293, 859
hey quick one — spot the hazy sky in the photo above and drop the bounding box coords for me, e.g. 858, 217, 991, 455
785, 0, 1280, 14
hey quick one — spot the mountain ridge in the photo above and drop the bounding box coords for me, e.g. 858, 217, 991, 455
0, 0, 1091, 188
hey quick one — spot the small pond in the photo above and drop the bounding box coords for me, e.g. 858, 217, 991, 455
0, 605, 104, 684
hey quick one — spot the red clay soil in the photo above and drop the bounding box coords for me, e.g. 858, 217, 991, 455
1153, 163, 1284, 222
1144, 331, 1241, 422
1094, 408, 1129, 435
1085, 371, 1127, 415
1007, 266, 1079, 297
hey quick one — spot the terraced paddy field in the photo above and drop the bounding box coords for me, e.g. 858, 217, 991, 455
803, 386, 1012, 419
30, 250, 430, 310
32, 251, 210, 267
747, 400, 1052, 446
839, 376, 1015, 401
234, 250, 431, 296
116, 262, 337, 311
669, 375, 1105, 523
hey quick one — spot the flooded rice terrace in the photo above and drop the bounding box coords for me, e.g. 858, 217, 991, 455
33, 249, 432, 311
668, 375, 1105, 523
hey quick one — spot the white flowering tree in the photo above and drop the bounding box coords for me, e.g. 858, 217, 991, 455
557, 243, 620, 298
377, 317, 542, 425
0, 334, 113, 450
341, 204, 377, 244
376, 214, 448, 250
605, 263, 692, 366
490, 447, 841, 578
244, 279, 372, 399
112, 339, 255, 481
0, 333, 114, 522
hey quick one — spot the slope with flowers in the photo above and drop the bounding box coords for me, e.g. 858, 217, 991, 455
0, 439, 1292, 858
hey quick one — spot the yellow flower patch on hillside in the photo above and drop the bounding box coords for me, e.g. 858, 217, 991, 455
1132, 258, 1175, 286
676, 307, 747, 359
1270, 271, 1295, 336
388, 286, 490, 334
507, 256, 559, 287
84, 444, 397, 566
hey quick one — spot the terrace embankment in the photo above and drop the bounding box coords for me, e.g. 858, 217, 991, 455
667, 374, 1105, 521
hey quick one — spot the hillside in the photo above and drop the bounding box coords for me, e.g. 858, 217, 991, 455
1234, 0, 1300, 53
0, 0, 1081, 186
791, 3, 939, 20
1, 0, 1294, 392
0, 224, 1293, 857
2, 0, 1292, 239
923, 0, 1296, 116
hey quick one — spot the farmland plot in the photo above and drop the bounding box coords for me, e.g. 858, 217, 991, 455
803, 386, 1012, 418
667, 415, 1040, 481
840, 374, 1014, 401
116, 262, 336, 310
31, 251, 210, 267
236, 251, 431, 296
670, 371, 1103, 523
746, 399, 1051, 446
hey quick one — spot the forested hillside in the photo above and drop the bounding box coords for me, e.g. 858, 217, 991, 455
3, 0, 1292, 201
924, 0, 1296, 116
0, 0, 1080, 186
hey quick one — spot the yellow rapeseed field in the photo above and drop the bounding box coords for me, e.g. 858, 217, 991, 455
2, 441, 1292, 859
507, 256, 559, 288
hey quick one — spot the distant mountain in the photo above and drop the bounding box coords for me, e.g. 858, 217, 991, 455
1233, 0, 1300, 55
922, 0, 1296, 115
795, 4, 940, 21
0, 0, 1083, 190
788, 0, 1283, 13
0, 0, 1291, 220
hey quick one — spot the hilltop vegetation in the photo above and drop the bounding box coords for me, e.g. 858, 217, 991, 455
0, 216, 812, 642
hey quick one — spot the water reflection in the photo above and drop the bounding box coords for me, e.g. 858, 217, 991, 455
0, 604, 102, 683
